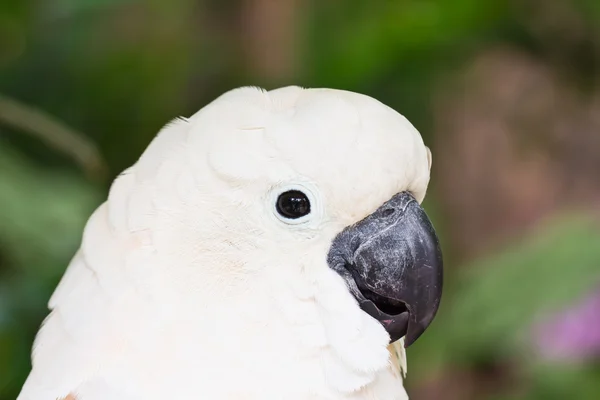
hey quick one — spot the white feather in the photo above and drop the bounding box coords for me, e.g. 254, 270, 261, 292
18, 86, 431, 400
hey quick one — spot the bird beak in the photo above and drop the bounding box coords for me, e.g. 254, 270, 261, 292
327, 191, 443, 347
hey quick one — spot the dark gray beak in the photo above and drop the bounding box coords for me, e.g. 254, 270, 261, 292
327, 191, 443, 347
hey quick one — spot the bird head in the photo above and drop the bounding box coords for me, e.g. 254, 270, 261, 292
126, 86, 442, 350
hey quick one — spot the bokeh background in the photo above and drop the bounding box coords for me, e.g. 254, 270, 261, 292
1, 0, 600, 399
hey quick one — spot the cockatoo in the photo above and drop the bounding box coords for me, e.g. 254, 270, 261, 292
18, 86, 443, 400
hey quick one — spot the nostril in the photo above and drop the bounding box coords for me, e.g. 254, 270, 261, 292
382, 208, 395, 217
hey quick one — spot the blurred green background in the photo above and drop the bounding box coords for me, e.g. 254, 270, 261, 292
1, 0, 600, 399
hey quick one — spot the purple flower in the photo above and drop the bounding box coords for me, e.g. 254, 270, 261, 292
534, 289, 600, 362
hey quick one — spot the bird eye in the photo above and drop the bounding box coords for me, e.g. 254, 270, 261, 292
276, 190, 311, 219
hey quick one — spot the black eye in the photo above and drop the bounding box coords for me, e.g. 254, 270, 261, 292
276, 190, 311, 219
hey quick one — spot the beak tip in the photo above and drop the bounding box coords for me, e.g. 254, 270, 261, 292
403, 296, 442, 347
403, 325, 424, 348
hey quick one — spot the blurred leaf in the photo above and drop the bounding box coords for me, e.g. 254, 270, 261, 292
0, 142, 100, 270
0, 142, 100, 399
45, 0, 135, 19
451, 216, 600, 353
308, 0, 511, 87
488, 364, 600, 400
0, 94, 107, 180
524, 364, 600, 400
410, 215, 600, 375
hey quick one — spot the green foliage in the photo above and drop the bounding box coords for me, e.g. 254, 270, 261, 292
408, 215, 600, 396
0, 143, 100, 397
309, 0, 511, 87
452, 217, 599, 357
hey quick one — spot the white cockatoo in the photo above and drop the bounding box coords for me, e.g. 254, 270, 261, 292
18, 86, 443, 400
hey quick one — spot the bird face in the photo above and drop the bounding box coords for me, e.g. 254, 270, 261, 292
167, 86, 443, 346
